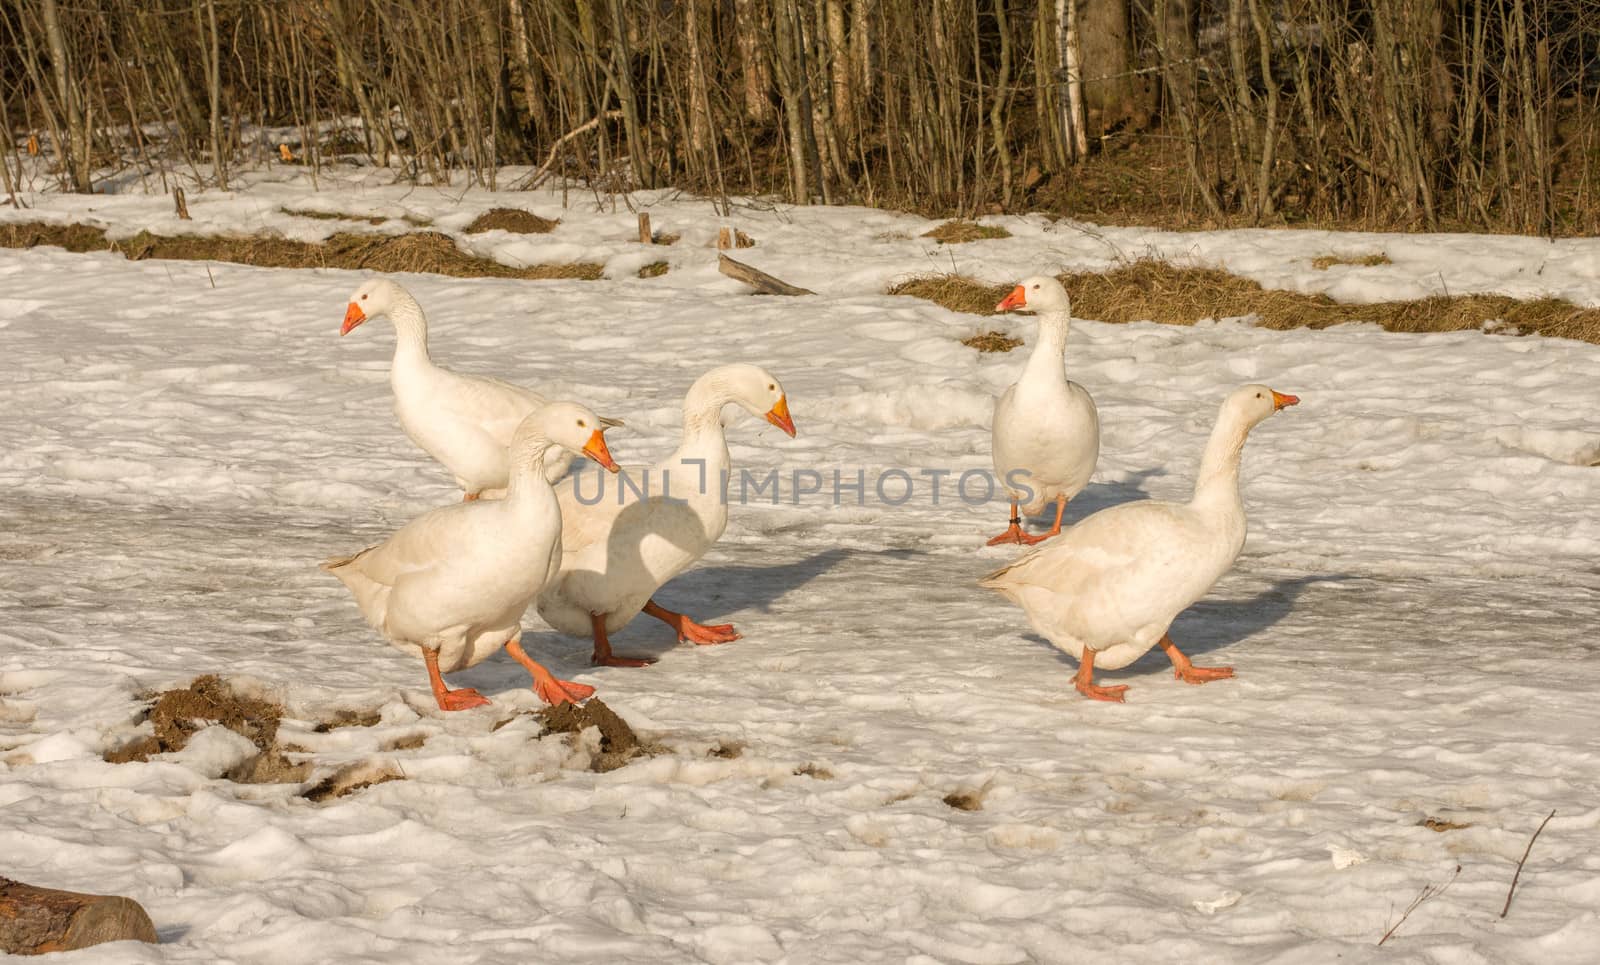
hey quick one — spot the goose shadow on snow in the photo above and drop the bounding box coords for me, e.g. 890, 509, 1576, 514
1015, 573, 1363, 680
452, 546, 854, 696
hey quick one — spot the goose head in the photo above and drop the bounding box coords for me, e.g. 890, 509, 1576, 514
515, 401, 620, 472
341, 278, 411, 336
697, 363, 797, 437
1223, 383, 1300, 431
996, 275, 1071, 315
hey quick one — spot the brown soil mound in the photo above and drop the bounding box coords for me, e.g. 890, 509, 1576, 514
465, 208, 559, 234
536, 698, 649, 772
963, 331, 1023, 353
891, 262, 1600, 344
1, 222, 602, 281
922, 220, 1012, 243
103, 675, 310, 784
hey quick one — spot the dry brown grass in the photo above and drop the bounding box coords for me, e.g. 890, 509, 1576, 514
890, 274, 1011, 315
1420, 817, 1474, 832
1, 221, 603, 281
638, 261, 670, 278
962, 331, 1023, 352
890, 261, 1600, 344
1312, 252, 1393, 270
282, 207, 386, 225
465, 207, 560, 234
922, 220, 1012, 243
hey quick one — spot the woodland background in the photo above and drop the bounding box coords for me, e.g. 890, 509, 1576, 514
3, 1, 1599, 235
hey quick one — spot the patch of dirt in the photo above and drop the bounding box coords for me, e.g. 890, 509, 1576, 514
653, 231, 681, 245
794, 763, 833, 780
708, 741, 744, 759
302, 762, 404, 803
890, 261, 1600, 344
922, 220, 1012, 243
1312, 252, 1392, 270
103, 675, 311, 784
464, 208, 559, 234
1420, 816, 1473, 832
312, 708, 382, 732
536, 698, 658, 773
383, 733, 427, 751
638, 261, 670, 278
1, 221, 602, 282
962, 331, 1023, 353
943, 791, 984, 811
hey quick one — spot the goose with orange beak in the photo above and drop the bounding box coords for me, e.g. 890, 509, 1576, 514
981, 385, 1299, 701
340, 277, 621, 499
323, 402, 620, 711
538, 364, 797, 667
987, 275, 1100, 546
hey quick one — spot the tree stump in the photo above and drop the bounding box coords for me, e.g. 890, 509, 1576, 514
637, 212, 652, 244
0, 877, 158, 954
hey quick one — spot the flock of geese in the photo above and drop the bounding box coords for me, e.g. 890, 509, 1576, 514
323, 274, 1297, 709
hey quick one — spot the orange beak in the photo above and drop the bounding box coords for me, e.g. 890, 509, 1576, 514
582, 429, 619, 472
765, 396, 797, 437
1271, 390, 1300, 410
995, 285, 1026, 312
341, 302, 366, 336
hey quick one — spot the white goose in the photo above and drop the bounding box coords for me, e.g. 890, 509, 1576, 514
981, 384, 1299, 701
323, 402, 620, 710
536, 364, 796, 667
340, 277, 617, 499
987, 275, 1100, 545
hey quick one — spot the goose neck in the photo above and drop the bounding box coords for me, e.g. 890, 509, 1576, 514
1022, 311, 1071, 382
1190, 415, 1250, 513
386, 294, 432, 365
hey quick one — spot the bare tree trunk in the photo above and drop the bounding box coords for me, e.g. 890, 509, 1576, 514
39, 0, 92, 192
735, 0, 775, 122
201, 0, 227, 189
772, 0, 812, 201
989, 0, 1015, 208
1058, 0, 1089, 160
825, 0, 854, 141
1077, 0, 1142, 139
685, 0, 713, 157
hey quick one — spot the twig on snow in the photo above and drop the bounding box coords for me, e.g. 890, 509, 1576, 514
1501, 809, 1556, 919
1378, 864, 1461, 946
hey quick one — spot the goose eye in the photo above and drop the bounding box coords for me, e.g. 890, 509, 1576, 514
1256, 392, 1263, 398
767, 384, 775, 391
577, 419, 586, 428
1031, 283, 1040, 290
361, 293, 368, 300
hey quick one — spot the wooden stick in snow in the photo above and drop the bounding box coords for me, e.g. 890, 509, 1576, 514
1501, 809, 1556, 918
0, 876, 158, 954
717, 254, 813, 295
638, 213, 652, 244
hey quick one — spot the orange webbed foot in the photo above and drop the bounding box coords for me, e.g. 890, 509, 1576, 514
1174, 664, 1235, 685
986, 523, 1032, 546
534, 677, 596, 705
436, 687, 491, 711
1075, 680, 1129, 703
677, 620, 741, 646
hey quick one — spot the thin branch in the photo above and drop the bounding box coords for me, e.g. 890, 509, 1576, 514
1501, 809, 1556, 919
1378, 864, 1460, 946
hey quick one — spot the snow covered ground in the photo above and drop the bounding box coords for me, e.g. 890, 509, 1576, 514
2, 167, 1598, 962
